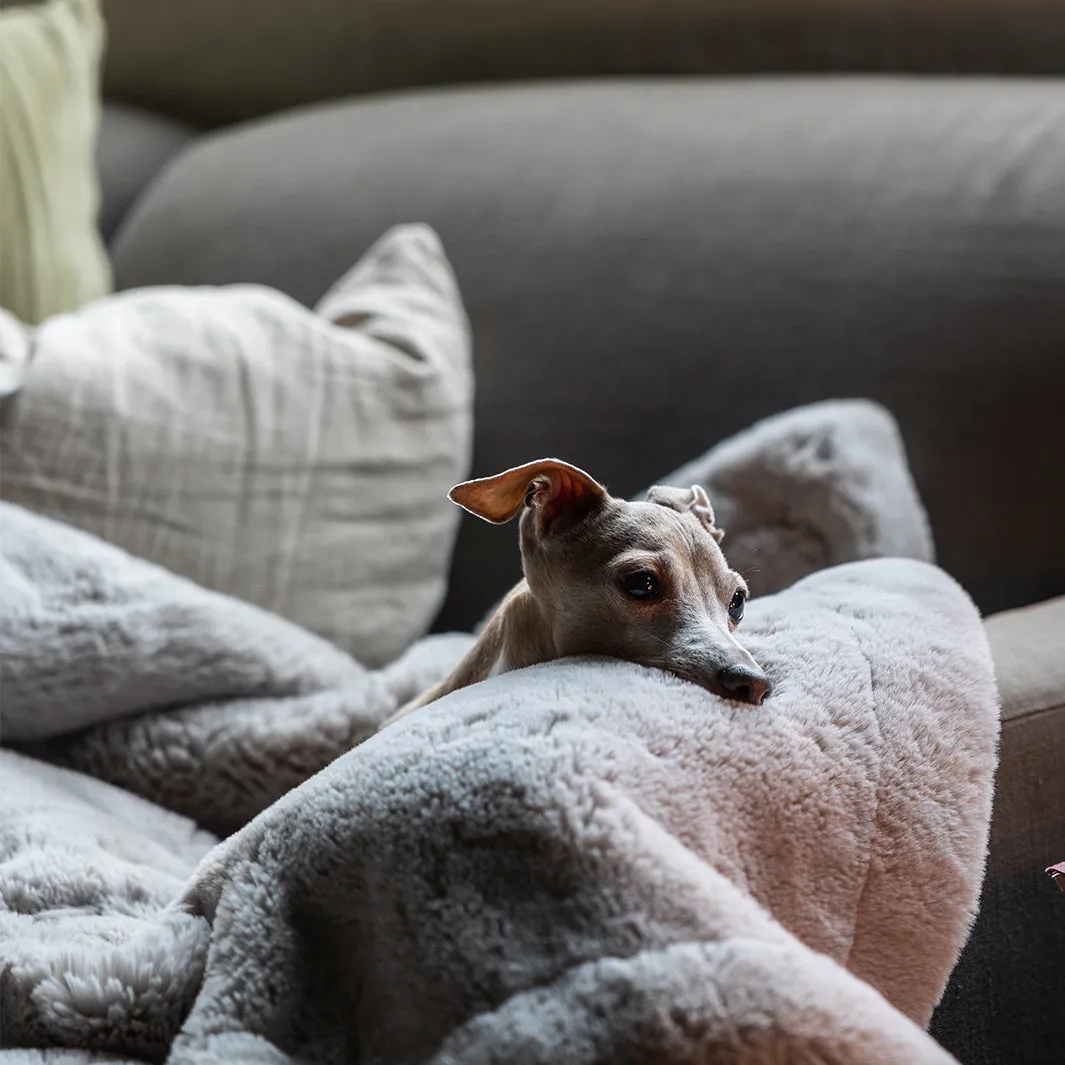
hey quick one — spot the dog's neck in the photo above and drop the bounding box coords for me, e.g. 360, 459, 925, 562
385, 581, 554, 722
495, 580, 554, 674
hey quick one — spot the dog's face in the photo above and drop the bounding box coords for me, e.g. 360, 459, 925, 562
450, 459, 771, 705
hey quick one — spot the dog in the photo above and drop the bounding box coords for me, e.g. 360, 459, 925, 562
385, 458, 771, 725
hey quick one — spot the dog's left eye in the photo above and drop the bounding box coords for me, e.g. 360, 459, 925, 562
622, 571, 660, 600
728, 589, 746, 624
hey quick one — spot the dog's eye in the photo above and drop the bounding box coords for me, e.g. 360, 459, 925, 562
728, 589, 746, 624
622, 571, 660, 600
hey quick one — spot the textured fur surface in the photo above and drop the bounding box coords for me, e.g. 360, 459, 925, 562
171, 561, 996, 1065
656, 399, 935, 595
0, 752, 215, 1062
1, 502, 470, 835
0, 492, 998, 1063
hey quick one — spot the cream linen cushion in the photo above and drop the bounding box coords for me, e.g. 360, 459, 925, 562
0, 224, 472, 667
0, 0, 112, 324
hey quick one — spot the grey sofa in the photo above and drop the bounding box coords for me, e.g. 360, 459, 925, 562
95, 3, 1065, 1063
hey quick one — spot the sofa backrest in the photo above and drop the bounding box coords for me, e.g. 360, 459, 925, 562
100, 0, 1065, 126
105, 79, 1065, 631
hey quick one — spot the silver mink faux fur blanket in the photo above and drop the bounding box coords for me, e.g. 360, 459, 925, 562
2, 502, 996, 1060
0, 496, 998, 1064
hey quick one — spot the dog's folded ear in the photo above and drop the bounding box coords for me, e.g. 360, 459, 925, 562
647, 484, 725, 542
449, 458, 607, 535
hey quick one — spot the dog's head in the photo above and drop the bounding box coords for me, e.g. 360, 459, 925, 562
449, 458, 771, 705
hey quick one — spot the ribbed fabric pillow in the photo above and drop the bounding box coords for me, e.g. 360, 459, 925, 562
0, 0, 112, 324
0, 225, 472, 667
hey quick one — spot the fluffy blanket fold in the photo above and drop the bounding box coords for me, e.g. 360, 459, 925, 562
1, 502, 470, 835
0, 498, 997, 1064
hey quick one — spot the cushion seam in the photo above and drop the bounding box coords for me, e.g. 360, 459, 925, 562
1001, 701, 1065, 726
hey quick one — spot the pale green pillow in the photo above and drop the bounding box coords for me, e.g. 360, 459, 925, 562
0, 0, 111, 324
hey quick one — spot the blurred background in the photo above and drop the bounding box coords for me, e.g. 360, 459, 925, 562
2, 2, 1064, 1063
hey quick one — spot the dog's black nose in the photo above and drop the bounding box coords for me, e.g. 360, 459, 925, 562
717, 664, 771, 705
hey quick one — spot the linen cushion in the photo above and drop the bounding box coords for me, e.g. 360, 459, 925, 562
0, 224, 472, 667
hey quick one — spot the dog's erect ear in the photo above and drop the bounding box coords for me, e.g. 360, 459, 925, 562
646, 484, 725, 543
449, 458, 607, 534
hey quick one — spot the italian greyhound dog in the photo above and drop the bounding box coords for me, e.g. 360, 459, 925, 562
386, 458, 771, 725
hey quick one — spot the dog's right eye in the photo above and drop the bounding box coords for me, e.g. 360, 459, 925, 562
622, 571, 660, 600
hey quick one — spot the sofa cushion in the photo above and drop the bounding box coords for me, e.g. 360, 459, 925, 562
0, 225, 472, 668
0, 0, 111, 323
110, 79, 1065, 628
98, 0, 1065, 126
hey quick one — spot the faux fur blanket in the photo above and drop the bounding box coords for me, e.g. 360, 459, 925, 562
0, 501, 997, 1065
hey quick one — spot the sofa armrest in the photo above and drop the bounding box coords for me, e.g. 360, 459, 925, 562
987, 596, 1065, 722
986, 596, 1065, 870
931, 596, 1065, 1064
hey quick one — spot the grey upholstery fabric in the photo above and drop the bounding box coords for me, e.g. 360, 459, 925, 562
98, 0, 1065, 126
111, 79, 1065, 629
96, 103, 195, 240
